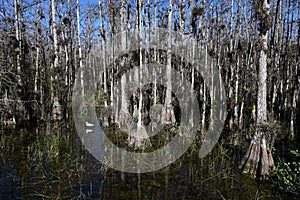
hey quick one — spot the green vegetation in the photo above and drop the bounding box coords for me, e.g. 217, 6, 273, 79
273, 149, 300, 195
0, 127, 298, 199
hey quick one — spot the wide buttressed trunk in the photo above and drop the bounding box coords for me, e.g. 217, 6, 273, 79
240, 0, 275, 177
239, 127, 274, 176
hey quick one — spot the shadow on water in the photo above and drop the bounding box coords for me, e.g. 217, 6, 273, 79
0, 122, 298, 199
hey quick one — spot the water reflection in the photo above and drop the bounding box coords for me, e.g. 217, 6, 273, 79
0, 124, 296, 199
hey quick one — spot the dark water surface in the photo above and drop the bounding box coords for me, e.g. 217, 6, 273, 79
0, 123, 297, 199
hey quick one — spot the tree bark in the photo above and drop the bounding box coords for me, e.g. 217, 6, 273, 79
76, 0, 83, 96
119, 0, 130, 127
50, 0, 58, 100
98, 0, 109, 126
14, 0, 21, 82
240, 0, 274, 177
128, 0, 150, 149
162, 0, 176, 125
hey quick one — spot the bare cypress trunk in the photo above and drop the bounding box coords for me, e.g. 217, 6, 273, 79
128, 0, 150, 149
34, 0, 41, 99
201, 45, 207, 140
132, 0, 140, 119
50, 0, 58, 100
14, 0, 21, 82
136, 0, 146, 147
34, 46, 39, 97
228, 0, 235, 130
198, 0, 207, 140
98, 0, 109, 126
290, 84, 297, 139
162, 0, 176, 125
76, 0, 83, 96
180, 0, 186, 35
34, 1, 42, 119
291, 1, 300, 139
271, 0, 281, 121
119, 0, 128, 181
63, 0, 71, 89
289, 0, 296, 139
153, 0, 158, 106
119, 0, 130, 127
240, 0, 274, 177
137, 0, 143, 129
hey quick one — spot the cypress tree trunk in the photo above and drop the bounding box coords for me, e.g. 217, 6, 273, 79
240, 0, 274, 177
119, 0, 130, 127
127, 0, 150, 149
14, 0, 21, 80
162, 0, 176, 125
51, 0, 58, 100
76, 0, 83, 97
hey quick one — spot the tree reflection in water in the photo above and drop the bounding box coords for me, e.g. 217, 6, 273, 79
0, 125, 296, 199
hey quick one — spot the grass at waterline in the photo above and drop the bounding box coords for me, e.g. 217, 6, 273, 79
0, 125, 298, 199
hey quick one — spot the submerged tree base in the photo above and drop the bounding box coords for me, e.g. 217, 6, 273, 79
240, 127, 274, 177
127, 124, 151, 149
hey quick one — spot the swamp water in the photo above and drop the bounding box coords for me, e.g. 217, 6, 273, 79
0, 123, 296, 199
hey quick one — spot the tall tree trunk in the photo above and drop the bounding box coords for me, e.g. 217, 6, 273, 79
119, 0, 130, 127
34, 0, 42, 119
98, 0, 109, 126
76, 0, 83, 96
128, 0, 150, 149
240, 0, 274, 177
162, 0, 176, 124
14, 0, 21, 83
271, 0, 281, 121
50, 0, 58, 100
